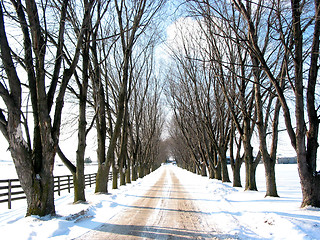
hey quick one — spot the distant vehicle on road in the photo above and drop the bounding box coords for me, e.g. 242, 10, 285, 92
164, 158, 176, 165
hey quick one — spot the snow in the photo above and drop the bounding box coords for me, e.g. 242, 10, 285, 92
175, 165, 320, 239
0, 162, 98, 179
0, 164, 319, 239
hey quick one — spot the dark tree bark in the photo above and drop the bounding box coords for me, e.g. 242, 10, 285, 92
91, 1, 109, 193
292, 0, 320, 208
230, 122, 243, 187
119, 103, 129, 186
73, 25, 90, 202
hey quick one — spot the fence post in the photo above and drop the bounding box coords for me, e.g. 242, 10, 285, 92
8, 180, 12, 209
58, 176, 61, 196
89, 174, 91, 187
68, 176, 70, 193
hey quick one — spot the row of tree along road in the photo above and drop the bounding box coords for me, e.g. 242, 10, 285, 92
0, 0, 167, 216
0, 0, 320, 218
165, 0, 320, 209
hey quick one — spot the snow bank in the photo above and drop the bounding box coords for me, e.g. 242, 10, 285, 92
0, 167, 163, 239
172, 164, 320, 240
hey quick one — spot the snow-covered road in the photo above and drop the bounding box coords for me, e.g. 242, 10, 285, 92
76, 166, 233, 239
1, 164, 320, 239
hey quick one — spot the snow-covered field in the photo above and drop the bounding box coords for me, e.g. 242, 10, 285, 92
0, 163, 319, 239
0, 161, 98, 179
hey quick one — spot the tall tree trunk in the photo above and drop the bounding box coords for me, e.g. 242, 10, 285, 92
230, 124, 242, 187
99, 43, 129, 192
292, 0, 320, 208
201, 162, 207, 177
8, 116, 56, 216
146, 165, 151, 175
11, 148, 56, 216
74, 38, 89, 202
231, 148, 243, 188
252, 54, 279, 197
232, 162, 242, 188
208, 161, 215, 179
112, 165, 119, 189
92, 26, 108, 193
302, 0, 320, 208
243, 118, 257, 191
139, 164, 145, 178
132, 163, 138, 181
191, 162, 197, 173
212, 150, 222, 180
219, 149, 231, 182
119, 103, 129, 186
120, 169, 126, 186
96, 163, 109, 193
126, 157, 131, 184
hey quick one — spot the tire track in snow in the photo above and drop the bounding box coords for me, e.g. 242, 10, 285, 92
75, 166, 229, 239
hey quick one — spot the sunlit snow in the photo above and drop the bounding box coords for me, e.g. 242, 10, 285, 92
0, 164, 319, 239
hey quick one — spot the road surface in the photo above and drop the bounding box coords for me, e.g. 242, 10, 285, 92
76, 166, 233, 239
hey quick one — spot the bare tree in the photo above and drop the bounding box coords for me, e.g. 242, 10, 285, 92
187, 0, 285, 193
167, 63, 215, 177
0, 0, 94, 215
56, 0, 109, 203
231, 0, 320, 207
95, 0, 166, 193
168, 120, 198, 173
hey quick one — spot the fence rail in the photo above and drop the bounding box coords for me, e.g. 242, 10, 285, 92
0, 172, 111, 209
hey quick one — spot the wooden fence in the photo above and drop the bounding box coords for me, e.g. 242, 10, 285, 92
0, 173, 111, 209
